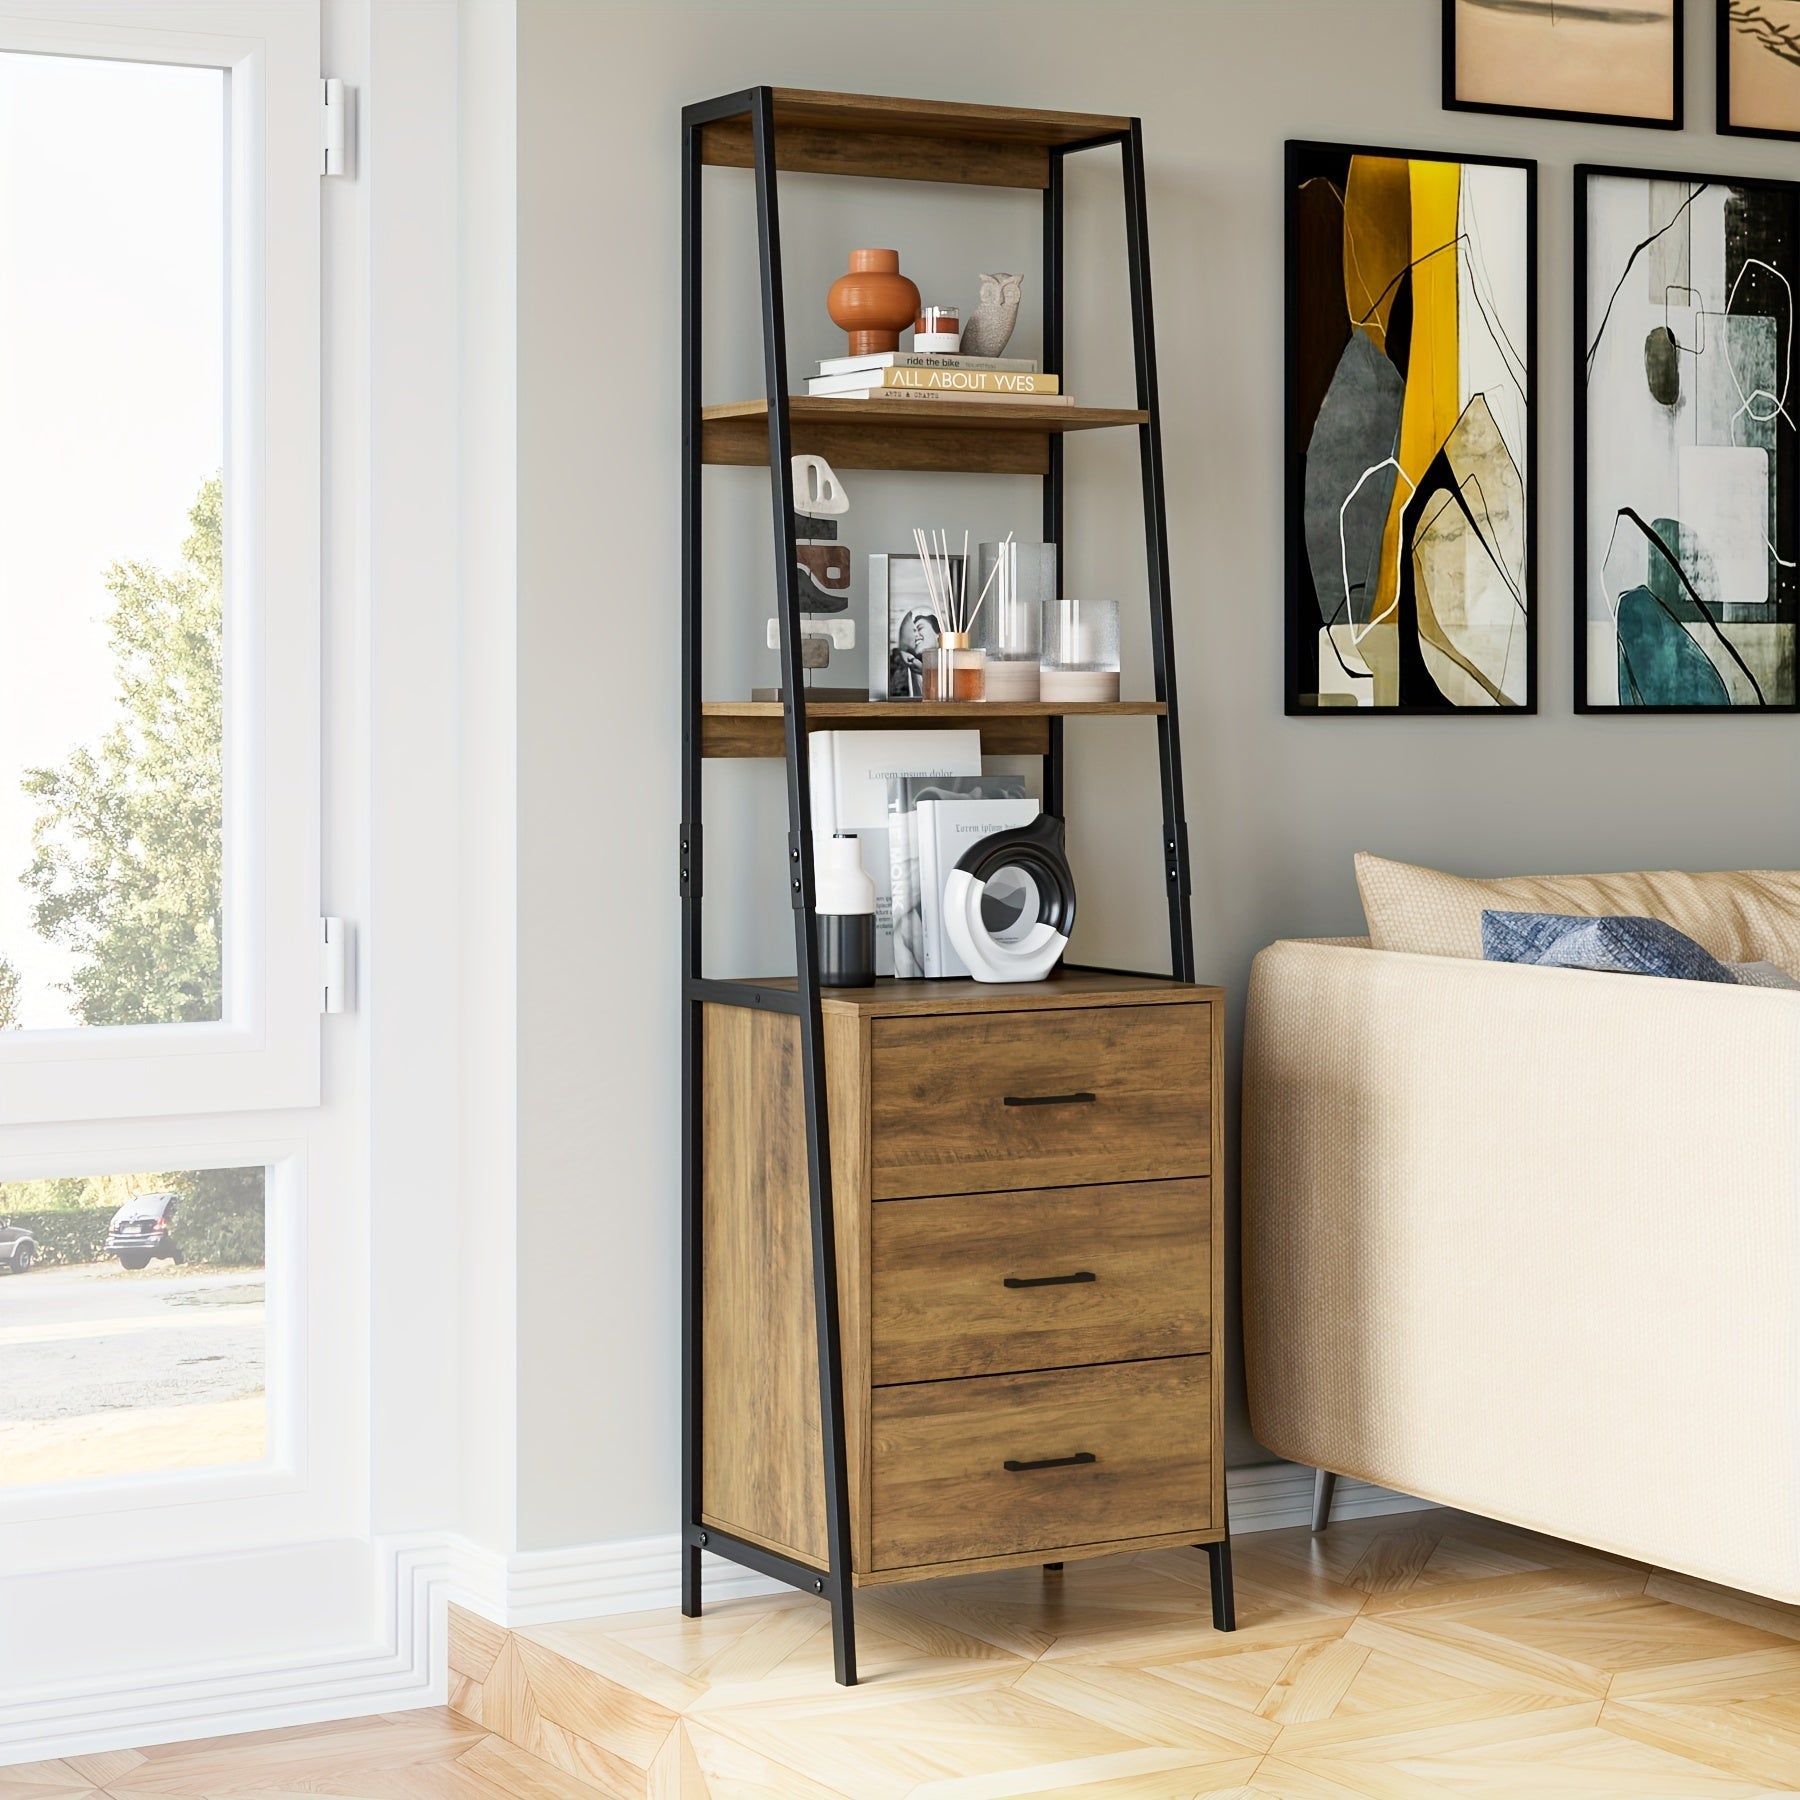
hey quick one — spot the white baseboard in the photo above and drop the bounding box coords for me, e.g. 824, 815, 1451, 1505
443, 1531, 787, 1628
0, 1464, 1428, 1768
0, 1536, 449, 1770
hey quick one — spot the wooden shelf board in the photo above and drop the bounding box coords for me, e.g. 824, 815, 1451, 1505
706, 970, 1219, 1018
701, 699, 1165, 759
696, 89, 1132, 191
701, 397, 1145, 475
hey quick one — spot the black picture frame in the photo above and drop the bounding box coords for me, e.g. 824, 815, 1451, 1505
1443, 0, 1684, 130
1573, 162, 1800, 714
1284, 140, 1539, 717
1718, 0, 1800, 142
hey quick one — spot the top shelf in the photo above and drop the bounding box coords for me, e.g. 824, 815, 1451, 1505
703, 397, 1146, 475
693, 88, 1132, 191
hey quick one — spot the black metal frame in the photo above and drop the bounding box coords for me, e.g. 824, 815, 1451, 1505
680, 85, 1230, 1689
1573, 162, 1800, 714
1442, 0, 1685, 130
1718, 0, 1800, 141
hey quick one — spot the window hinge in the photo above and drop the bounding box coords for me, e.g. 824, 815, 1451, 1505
322, 78, 355, 178
322, 917, 354, 1014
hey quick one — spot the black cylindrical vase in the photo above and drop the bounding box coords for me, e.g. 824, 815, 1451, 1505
816, 913, 875, 987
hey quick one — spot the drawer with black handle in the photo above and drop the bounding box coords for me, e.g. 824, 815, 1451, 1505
868, 1001, 1212, 1198
870, 1178, 1210, 1384
867, 1356, 1213, 1572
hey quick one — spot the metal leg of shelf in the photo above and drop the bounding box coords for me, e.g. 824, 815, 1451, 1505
1199, 1473, 1237, 1632
681, 1541, 701, 1618
1121, 119, 1194, 984
1205, 1536, 1236, 1632
684, 1525, 855, 1664
750, 85, 858, 1688
678, 112, 706, 1625
1042, 149, 1065, 823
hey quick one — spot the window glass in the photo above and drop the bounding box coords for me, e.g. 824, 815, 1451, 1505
0, 53, 226, 1028
0, 1165, 266, 1486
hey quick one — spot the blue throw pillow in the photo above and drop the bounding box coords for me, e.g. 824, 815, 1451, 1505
1480, 910, 1736, 984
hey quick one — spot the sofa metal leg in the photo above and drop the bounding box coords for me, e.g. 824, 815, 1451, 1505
1312, 1468, 1337, 1534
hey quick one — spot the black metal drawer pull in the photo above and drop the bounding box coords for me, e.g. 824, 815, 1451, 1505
1004, 1452, 1097, 1473
1003, 1271, 1097, 1289
1002, 1091, 1096, 1108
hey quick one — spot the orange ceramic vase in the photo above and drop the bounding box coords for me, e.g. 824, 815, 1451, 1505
827, 249, 921, 357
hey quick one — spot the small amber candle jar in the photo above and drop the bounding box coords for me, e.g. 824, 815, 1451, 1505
914, 306, 961, 353
923, 631, 987, 701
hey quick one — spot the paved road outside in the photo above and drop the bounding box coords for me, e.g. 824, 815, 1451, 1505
0, 1262, 264, 1485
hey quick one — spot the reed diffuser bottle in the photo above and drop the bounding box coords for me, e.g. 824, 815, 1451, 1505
910, 525, 1026, 704
925, 631, 986, 702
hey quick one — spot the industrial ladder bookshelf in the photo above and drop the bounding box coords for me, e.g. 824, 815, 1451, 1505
679, 85, 1226, 1686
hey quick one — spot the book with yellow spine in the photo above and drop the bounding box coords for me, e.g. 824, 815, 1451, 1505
807, 366, 1060, 397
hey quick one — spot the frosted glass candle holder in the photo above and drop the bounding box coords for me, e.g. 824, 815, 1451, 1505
974, 542, 1055, 702
1040, 598, 1120, 702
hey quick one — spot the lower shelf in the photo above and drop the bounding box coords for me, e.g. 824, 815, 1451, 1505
701, 698, 1166, 757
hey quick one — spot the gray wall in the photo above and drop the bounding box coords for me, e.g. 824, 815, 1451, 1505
516, 0, 1800, 1549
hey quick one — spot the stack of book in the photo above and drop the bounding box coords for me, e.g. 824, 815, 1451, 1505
810, 728, 1042, 980
804, 350, 1071, 406
888, 773, 1039, 979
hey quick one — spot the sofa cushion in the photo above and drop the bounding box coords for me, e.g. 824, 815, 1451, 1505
1357, 853, 1800, 975
1481, 910, 1736, 983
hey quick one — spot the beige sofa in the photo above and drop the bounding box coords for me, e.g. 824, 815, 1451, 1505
1243, 935, 1800, 1603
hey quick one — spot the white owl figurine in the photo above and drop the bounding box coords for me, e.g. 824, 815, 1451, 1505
961, 272, 1024, 358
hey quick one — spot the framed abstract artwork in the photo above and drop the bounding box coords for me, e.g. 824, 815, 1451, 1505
1285, 142, 1537, 715
1576, 163, 1800, 709
1720, 0, 1800, 140
1444, 0, 1683, 129
1576, 166, 1800, 712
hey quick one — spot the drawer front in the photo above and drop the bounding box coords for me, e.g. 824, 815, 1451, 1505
871, 1179, 1209, 1385
870, 1003, 1211, 1199
869, 1357, 1212, 1571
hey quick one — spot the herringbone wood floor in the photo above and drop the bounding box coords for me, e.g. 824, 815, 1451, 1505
12, 1506, 1800, 1797
450, 1505, 1800, 1797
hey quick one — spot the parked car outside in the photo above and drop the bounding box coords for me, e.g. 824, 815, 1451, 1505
107, 1192, 185, 1270
0, 1220, 36, 1274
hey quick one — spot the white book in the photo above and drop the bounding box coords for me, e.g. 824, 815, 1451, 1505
917, 796, 1041, 980
805, 387, 1075, 406
887, 774, 1026, 979
815, 349, 1040, 376
809, 730, 981, 976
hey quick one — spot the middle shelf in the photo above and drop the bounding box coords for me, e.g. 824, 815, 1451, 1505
701, 699, 1165, 757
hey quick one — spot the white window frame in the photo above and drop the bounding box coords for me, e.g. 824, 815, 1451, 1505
0, 3, 320, 1124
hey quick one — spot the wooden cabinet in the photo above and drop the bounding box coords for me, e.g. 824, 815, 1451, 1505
699, 971, 1227, 1589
